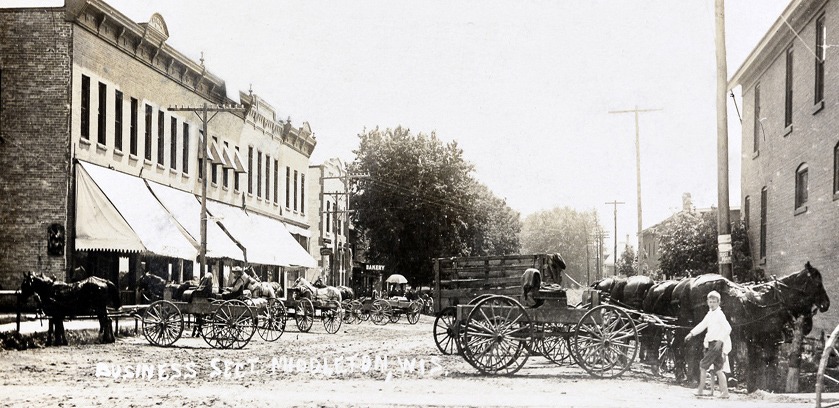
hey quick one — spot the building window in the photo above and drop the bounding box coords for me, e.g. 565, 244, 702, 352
743, 195, 750, 230
785, 46, 794, 128
760, 187, 767, 259
834, 142, 839, 195
97, 82, 107, 145
815, 14, 826, 104
257, 151, 262, 198
81, 75, 90, 140
795, 163, 808, 209
182, 122, 190, 174
301, 174, 305, 214
211, 136, 218, 185
114, 90, 123, 151
130, 98, 138, 155
223, 141, 230, 188
273, 159, 279, 204
157, 110, 165, 165
326, 201, 331, 233
170, 117, 178, 170
248, 147, 253, 194
265, 155, 271, 199
293, 170, 298, 211
198, 130, 204, 179
234, 147, 241, 191
753, 83, 760, 152
144, 104, 152, 160
285, 167, 291, 208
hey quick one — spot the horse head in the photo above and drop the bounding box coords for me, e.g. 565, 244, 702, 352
314, 277, 326, 288
777, 262, 830, 314
545, 253, 566, 284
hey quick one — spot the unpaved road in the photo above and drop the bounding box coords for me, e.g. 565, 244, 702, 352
0, 314, 821, 407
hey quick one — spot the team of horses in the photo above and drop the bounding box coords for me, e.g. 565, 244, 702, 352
590, 262, 830, 392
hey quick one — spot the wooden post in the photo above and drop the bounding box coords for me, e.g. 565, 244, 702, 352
785, 315, 805, 392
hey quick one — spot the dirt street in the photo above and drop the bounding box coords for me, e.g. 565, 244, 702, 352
0, 314, 821, 407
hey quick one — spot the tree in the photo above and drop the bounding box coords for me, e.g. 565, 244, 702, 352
616, 245, 637, 277
520, 207, 603, 287
348, 126, 521, 286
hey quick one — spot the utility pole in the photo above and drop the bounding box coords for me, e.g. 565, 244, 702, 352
321, 172, 368, 286
715, 0, 733, 280
168, 103, 245, 283
609, 106, 661, 272
605, 200, 624, 276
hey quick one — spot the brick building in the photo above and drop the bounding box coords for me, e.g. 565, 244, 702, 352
0, 0, 316, 299
729, 0, 839, 333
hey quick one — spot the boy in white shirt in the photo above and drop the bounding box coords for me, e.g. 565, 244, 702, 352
685, 290, 731, 399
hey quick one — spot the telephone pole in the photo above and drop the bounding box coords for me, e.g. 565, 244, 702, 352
605, 200, 624, 276
321, 173, 368, 286
168, 103, 245, 281
609, 106, 661, 269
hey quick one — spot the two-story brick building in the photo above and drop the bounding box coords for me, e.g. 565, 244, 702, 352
0, 0, 316, 300
730, 0, 839, 333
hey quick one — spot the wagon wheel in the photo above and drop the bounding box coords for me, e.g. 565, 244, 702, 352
257, 299, 286, 342
350, 300, 365, 323
424, 297, 434, 315
433, 306, 460, 355
389, 308, 402, 323
539, 323, 575, 366
202, 300, 256, 349
371, 299, 392, 325
295, 298, 315, 332
141, 300, 184, 347
323, 300, 343, 334
571, 304, 639, 378
461, 295, 533, 375
341, 300, 356, 325
816, 324, 839, 407
656, 329, 676, 376
406, 300, 422, 325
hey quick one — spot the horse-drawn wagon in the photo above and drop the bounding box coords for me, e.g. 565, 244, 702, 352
283, 278, 343, 334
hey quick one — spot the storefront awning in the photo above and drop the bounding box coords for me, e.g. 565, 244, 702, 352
146, 180, 244, 261
75, 161, 198, 259
205, 200, 316, 268
284, 222, 312, 238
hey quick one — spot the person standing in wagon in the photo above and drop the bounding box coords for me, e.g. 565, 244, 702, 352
685, 290, 732, 399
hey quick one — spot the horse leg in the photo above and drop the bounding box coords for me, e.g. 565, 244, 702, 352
46, 318, 54, 346
57, 318, 68, 346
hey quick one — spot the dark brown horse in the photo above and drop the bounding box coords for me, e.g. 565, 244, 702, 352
136, 272, 167, 303
676, 262, 829, 392
521, 253, 566, 308
19, 272, 121, 346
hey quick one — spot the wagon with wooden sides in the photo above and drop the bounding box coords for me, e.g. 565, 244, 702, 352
283, 289, 343, 334
140, 288, 285, 349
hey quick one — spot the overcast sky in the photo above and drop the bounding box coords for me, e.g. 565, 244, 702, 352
14, 0, 791, 251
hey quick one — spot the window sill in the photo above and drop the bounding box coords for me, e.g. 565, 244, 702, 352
128, 154, 139, 164
156, 163, 165, 171
169, 168, 179, 175
751, 150, 759, 160
834, 192, 839, 201
181, 172, 190, 180
96, 143, 108, 153
143, 159, 153, 167
222, 186, 229, 192
759, 257, 766, 266
79, 138, 91, 147
794, 205, 808, 216
113, 149, 124, 158
783, 124, 793, 137
812, 100, 825, 115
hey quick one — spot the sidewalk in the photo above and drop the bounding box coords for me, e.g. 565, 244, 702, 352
0, 313, 139, 335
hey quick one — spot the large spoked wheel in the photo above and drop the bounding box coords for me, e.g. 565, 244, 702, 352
816, 324, 839, 407
371, 299, 393, 325
433, 306, 459, 355
539, 323, 575, 366
406, 300, 422, 325
461, 295, 533, 375
202, 300, 256, 349
323, 300, 343, 334
656, 329, 676, 376
349, 300, 364, 323
354, 300, 370, 322
141, 300, 184, 347
257, 299, 286, 342
571, 304, 639, 378
295, 298, 315, 332
341, 300, 357, 325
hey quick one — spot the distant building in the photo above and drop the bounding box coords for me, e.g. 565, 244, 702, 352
307, 158, 351, 287
729, 0, 839, 333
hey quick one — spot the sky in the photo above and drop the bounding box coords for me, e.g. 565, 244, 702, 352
12, 0, 792, 252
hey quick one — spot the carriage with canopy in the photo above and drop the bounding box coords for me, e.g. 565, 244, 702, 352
344, 274, 423, 326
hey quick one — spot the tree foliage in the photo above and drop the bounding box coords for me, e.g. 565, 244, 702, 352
617, 245, 637, 277
657, 209, 753, 281
348, 127, 521, 286
520, 207, 603, 287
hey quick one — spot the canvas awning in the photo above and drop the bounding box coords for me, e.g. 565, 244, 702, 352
205, 200, 316, 268
284, 222, 312, 238
146, 180, 244, 261
75, 161, 198, 259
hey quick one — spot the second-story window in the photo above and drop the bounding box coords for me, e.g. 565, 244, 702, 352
753, 83, 761, 153
248, 147, 254, 194
157, 110, 165, 165
234, 147, 241, 191
285, 167, 291, 208
293, 170, 298, 211
144, 104, 152, 161
815, 14, 826, 105
273, 159, 279, 204
301, 174, 305, 214
785, 46, 794, 128
130, 98, 138, 155
170, 117, 178, 170
760, 187, 767, 259
257, 151, 262, 197
81, 75, 90, 140
114, 90, 123, 151
211, 136, 218, 185
97, 82, 107, 145
265, 154, 271, 199
182, 122, 190, 174
326, 201, 331, 233
795, 163, 808, 210
223, 141, 230, 188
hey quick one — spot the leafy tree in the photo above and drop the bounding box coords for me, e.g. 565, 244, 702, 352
348, 126, 521, 286
520, 207, 603, 287
617, 245, 637, 276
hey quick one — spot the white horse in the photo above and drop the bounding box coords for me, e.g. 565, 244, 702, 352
292, 277, 342, 302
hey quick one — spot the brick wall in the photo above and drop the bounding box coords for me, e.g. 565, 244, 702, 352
0, 8, 72, 289
739, 1, 839, 334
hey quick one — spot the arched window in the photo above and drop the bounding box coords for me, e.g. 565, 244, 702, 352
795, 163, 809, 210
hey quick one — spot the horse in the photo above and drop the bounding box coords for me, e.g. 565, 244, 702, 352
242, 268, 281, 300
337, 285, 355, 301
676, 262, 829, 392
136, 272, 167, 303
522, 253, 566, 308
292, 277, 341, 302
19, 272, 121, 346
